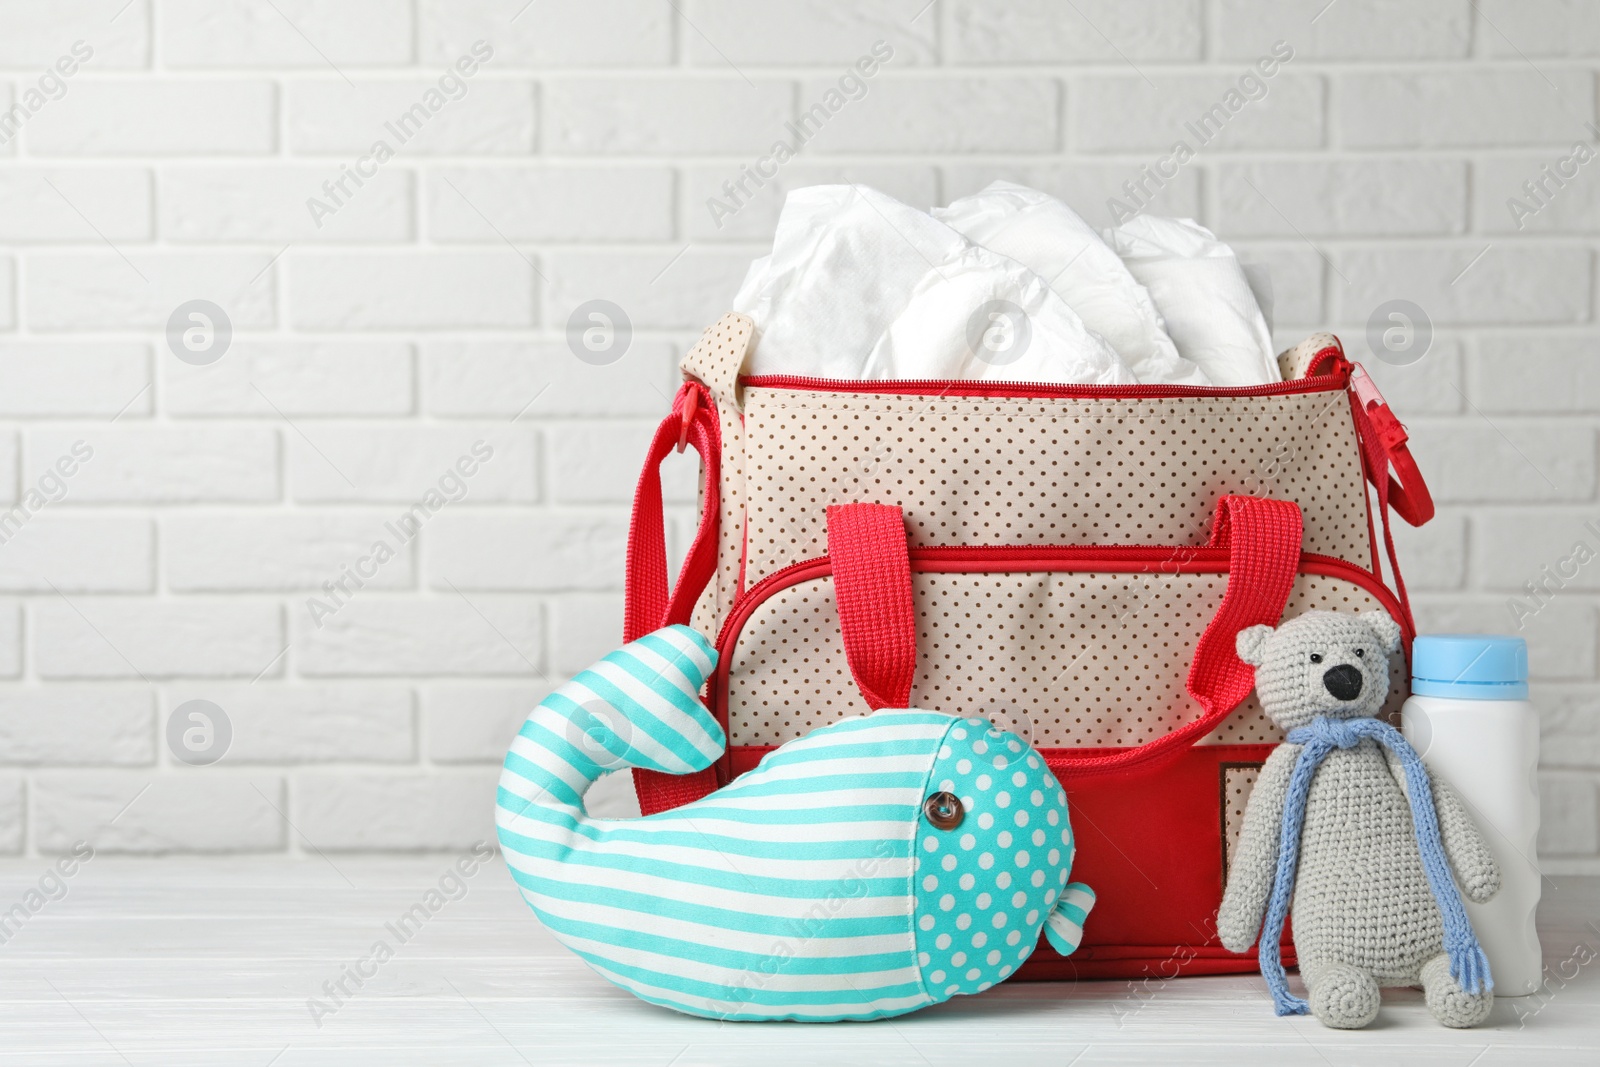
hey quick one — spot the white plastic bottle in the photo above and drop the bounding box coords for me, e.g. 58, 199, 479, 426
1401, 634, 1541, 996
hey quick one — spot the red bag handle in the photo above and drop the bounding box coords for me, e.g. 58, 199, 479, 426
827, 503, 917, 710
628, 381, 722, 815
1054, 495, 1304, 777
815, 496, 1304, 778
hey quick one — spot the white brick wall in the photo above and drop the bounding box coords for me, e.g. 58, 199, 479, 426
0, 0, 1597, 868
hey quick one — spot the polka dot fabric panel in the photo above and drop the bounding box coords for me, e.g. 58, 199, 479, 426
721, 570, 1405, 749
737, 388, 1373, 591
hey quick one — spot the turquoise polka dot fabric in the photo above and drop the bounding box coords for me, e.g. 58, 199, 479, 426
912, 717, 1091, 998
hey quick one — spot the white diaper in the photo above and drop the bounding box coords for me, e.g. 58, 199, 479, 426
1104, 216, 1281, 387
935, 181, 1208, 386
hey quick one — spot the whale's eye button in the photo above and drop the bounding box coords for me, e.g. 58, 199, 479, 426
924, 791, 964, 831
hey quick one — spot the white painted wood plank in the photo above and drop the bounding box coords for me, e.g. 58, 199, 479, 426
0, 860, 1593, 1065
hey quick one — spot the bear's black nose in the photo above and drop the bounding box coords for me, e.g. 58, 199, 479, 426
1322, 664, 1363, 701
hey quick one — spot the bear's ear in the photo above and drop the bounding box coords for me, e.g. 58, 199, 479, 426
1366, 611, 1402, 655
1236, 625, 1276, 667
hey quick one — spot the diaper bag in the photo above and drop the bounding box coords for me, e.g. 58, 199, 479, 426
623, 312, 1434, 980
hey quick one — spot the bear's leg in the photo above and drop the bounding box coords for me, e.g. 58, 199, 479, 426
1420, 952, 1494, 1028
1301, 960, 1380, 1029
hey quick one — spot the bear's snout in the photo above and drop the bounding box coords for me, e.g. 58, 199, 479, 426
1322, 664, 1363, 701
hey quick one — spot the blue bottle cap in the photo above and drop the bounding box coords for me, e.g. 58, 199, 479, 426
1411, 634, 1528, 700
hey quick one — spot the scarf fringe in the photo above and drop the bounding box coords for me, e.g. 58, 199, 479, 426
1452, 940, 1494, 997
1272, 989, 1310, 1016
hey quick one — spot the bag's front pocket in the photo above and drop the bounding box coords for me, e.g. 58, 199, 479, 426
713, 544, 1408, 781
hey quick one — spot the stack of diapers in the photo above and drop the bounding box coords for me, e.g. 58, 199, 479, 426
732, 185, 1136, 385
731, 182, 1283, 389
1103, 216, 1281, 387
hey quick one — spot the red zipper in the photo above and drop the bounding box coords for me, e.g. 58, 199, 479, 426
710, 542, 1408, 776
740, 362, 1349, 400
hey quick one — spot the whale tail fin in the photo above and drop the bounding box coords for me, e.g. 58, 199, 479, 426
498, 626, 724, 822
1043, 883, 1095, 957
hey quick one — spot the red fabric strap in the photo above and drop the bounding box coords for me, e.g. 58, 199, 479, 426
1187, 496, 1305, 720
1347, 365, 1430, 624
1351, 380, 1434, 530
628, 381, 722, 815
1307, 347, 1432, 537
826, 504, 917, 710
623, 382, 720, 643
1060, 495, 1305, 777
635, 762, 719, 816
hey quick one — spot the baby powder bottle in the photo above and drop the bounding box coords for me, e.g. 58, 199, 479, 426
1401, 635, 1542, 996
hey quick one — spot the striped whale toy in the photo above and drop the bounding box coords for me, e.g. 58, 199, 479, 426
495, 624, 1096, 1022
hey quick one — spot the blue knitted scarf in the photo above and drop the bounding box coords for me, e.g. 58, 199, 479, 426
1257, 715, 1492, 1016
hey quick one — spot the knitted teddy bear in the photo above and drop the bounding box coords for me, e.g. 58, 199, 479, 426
1217, 610, 1502, 1029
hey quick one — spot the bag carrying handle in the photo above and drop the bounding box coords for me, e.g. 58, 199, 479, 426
822, 495, 1305, 777
1049, 495, 1304, 776
827, 503, 917, 710
627, 381, 722, 815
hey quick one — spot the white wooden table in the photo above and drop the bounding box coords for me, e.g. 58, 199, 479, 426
1, 858, 1595, 1065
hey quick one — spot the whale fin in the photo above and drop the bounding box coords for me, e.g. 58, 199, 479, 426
1043, 882, 1095, 957
498, 626, 723, 824
590, 625, 724, 774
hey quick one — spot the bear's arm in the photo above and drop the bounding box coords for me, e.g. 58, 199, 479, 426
1383, 749, 1502, 904
1217, 743, 1300, 953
